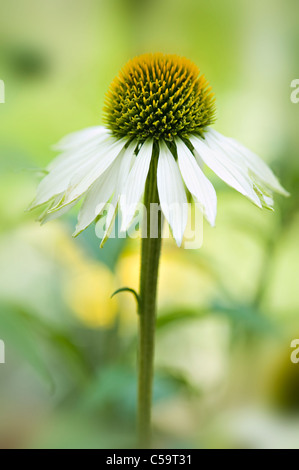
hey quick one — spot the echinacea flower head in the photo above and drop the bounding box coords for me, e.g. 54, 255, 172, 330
29, 53, 289, 247
103, 54, 215, 141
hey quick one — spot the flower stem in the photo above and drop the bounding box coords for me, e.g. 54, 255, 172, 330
138, 143, 163, 448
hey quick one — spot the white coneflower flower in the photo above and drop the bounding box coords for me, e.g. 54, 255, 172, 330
29, 53, 289, 246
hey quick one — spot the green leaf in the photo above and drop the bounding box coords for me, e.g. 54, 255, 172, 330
211, 301, 279, 336
0, 301, 90, 388
0, 302, 54, 390
157, 307, 210, 329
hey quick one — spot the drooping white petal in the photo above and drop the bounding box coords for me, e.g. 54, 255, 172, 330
207, 128, 289, 196
29, 131, 113, 209
190, 133, 262, 208
52, 126, 107, 151
48, 131, 111, 173
157, 141, 188, 246
62, 136, 127, 206
36, 194, 63, 222
39, 198, 79, 224
176, 138, 217, 226
99, 203, 118, 249
100, 141, 137, 245
252, 181, 275, 211
120, 139, 153, 232
72, 157, 121, 237
115, 141, 138, 197
32, 151, 95, 208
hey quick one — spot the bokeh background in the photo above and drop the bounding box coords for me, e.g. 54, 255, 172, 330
0, 0, 299, 449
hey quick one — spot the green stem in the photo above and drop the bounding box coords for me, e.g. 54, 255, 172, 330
138, 143, 163, 448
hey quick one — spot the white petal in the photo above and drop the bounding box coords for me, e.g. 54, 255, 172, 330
120, 139, 153, 231
115, 141, 137, 195
30, 131, 113, 209
36, 194, 63, 222
176, 138, 217, 226
157, 141, 188, 246
73, 140, 137, 237
52, 126, 107, 151
73, 157, 120, 236
33, 153, 94, 208
207, 128, 289, 196
252, 179, 275, 211
63, 136, 127, 206
40, 198, 79, 224
253, 185, 274, 211
100, 141, 137, 245
48, 131, 111, 173
190, 133, 262, 207
99, 202, 118, 248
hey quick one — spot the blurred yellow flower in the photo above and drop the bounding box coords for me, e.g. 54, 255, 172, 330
41, 224, 119, 328
64, 262, 118, 328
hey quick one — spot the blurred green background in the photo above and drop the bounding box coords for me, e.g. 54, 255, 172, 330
0, 0, 299, 449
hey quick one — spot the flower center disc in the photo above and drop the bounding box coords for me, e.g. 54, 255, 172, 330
103, 53, 216, 142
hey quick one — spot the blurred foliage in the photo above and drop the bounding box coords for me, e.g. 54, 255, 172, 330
0, 0, 299, 449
